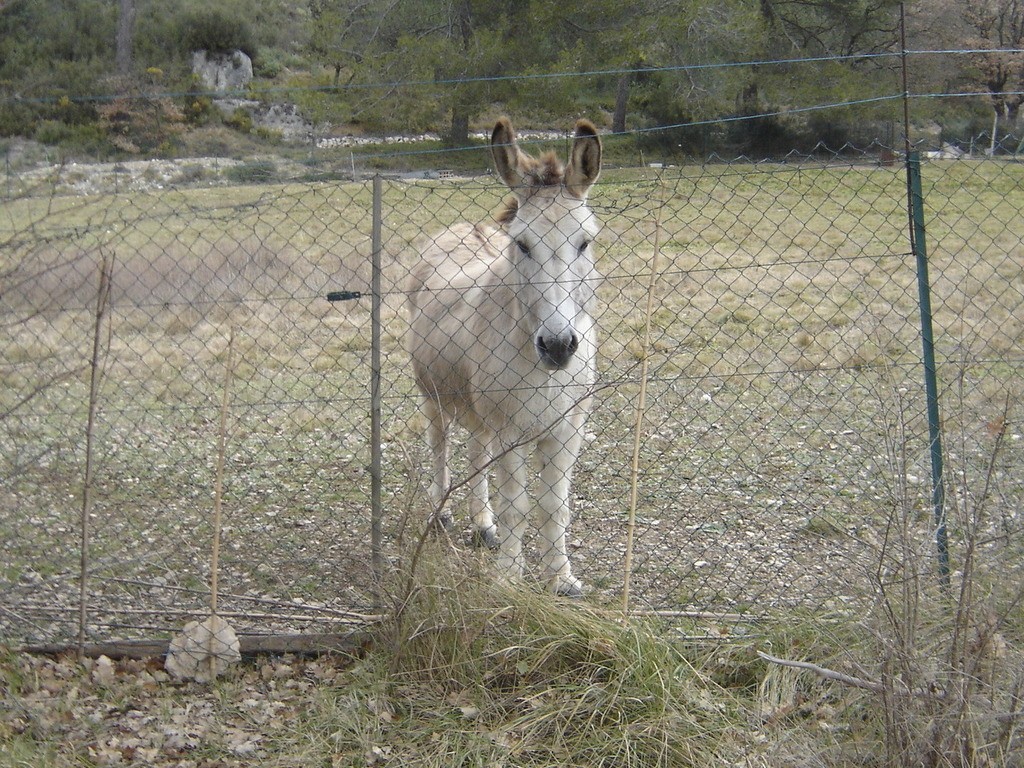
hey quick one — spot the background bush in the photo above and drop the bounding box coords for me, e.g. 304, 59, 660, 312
177, 8, 256, 58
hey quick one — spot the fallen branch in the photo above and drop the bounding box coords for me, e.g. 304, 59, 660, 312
758, 650, 886, 693
23, 631, 373, 660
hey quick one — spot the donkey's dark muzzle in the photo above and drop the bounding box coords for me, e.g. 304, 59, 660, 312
537, 332, 580, 369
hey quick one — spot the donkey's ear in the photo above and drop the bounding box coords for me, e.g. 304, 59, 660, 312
491, 117, 531, 192
566, 119, 602, 199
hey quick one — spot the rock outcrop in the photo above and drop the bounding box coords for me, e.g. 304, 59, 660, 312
190, 49, 313, 143
191, 50, 253, 94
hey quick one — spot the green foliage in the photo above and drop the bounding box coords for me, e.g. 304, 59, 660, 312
504, 43, 593, 123
252, 49, 287, 79
0, 102, 39, 139
225, 158, 277, 183
306, 1, 533, 143
178, 7, 256, 57
307, 0, 370, 81
32, 119, 107, 154
727, 113, 797, 157
134, 0, 192, 71
0, 0, 112, 139
0, 0, 117, 77
224, 107, 254, 134
286, 72, 350, 125
632, 73, 714, 156
182, 95, 217, 127
134, 0, 299, 74
176, 73, 216, 126
0, 0, 1011, 159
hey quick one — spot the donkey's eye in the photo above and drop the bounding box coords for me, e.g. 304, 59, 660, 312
515, 240, 531, 258
578, 239, 591, 254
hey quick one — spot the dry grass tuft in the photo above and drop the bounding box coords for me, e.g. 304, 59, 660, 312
300, 546, 756, 767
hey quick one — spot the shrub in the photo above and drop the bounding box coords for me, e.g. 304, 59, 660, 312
225, 159, 276, 183
177, 74, 218, 127
179, 8, 256, 57
173, 164, 208, 185
253, 126, 283, 144
224, 107, 253, 134
0, 102, 37, 138
252, 49, 286, 80
183, 95, 216, 126
96, 93, 186, 155
32, 119, 108, 156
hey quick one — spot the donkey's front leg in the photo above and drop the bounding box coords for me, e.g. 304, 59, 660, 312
537, 430, 584, 597
494, 443, 530, 579
468, 431, 498, 548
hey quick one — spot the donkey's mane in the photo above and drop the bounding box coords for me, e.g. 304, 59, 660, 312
495, 151, 565, 227
530, 151, 566, 187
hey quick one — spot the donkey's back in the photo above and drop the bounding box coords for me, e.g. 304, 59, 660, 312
406, 222, 520, 432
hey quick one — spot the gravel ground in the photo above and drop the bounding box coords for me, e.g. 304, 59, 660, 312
3, 158, 1022, 649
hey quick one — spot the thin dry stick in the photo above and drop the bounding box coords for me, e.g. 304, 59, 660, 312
622, 177, 667, 616
758, 650, 887, 693
758, 650, 945, 699
78, 252, 114, 656
210, 327, 236, 615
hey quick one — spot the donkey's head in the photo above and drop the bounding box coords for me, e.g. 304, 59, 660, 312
490, 118, 602, 370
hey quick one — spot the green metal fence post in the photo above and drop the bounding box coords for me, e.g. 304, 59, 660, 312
906, 151, 950, 586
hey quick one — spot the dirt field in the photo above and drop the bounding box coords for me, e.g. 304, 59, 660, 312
2, 157, 1022, 650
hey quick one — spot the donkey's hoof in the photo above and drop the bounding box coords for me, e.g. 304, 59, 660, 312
471, 525, 499, 550
552, 577, 584, 599
430, 513, 455, 535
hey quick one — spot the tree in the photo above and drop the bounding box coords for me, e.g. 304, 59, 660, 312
733, 0, 904, 152
439, 1, 511, 144
912, 0, 1024, 144
116, 0, 136, 76
520, 0, 671, 133
306, 0, 523, 144
758, 0, 902, 57
638, 0, 763, 134
962, 0, 1024, 129
308, 0, 398, 86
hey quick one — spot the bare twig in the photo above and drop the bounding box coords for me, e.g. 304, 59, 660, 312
78, 250, 114, 657
210, 327, 236, 615
623, 172, 668, 617
0, 367, 86, 420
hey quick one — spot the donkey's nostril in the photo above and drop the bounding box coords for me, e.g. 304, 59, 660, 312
537, 332, 579, 369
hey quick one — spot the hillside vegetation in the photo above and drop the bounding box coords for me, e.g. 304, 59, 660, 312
1, 0, 1022, 163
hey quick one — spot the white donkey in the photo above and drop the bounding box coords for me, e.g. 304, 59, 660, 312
406, 117, 602, 596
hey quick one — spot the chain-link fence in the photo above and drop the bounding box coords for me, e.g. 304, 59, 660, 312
2, 127, 1023, 651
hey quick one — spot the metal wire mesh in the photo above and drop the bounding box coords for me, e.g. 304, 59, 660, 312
2, 142, 1022, 647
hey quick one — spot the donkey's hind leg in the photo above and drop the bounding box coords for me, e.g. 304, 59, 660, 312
423, 398, 453, 532
468, 431, 498, 548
